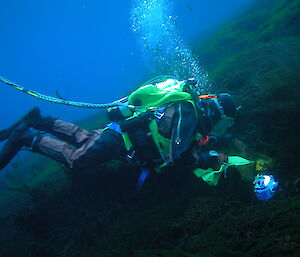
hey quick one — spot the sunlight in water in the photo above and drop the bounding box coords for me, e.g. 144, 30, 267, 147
130, 0, 208, 91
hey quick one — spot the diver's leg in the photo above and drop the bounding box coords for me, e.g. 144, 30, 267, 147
0, 124, 36, 170
48, 120, 91, 147
72, 129, 127, 169
24, 109, 92, 147
33, 129, 126, 169
18, 108, 89, 147
32, 135, 78, 168
0, 106, 90, 147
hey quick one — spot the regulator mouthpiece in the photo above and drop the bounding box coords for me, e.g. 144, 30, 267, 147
253, 174, 279, 201
184, 78, 200, 94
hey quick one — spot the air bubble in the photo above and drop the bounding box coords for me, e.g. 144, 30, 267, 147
130, 0, 208, 90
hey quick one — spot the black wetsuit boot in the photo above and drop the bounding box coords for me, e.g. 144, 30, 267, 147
0, 129, 11, 142
0, 123, 36, 170
0, 107, 56, 142
0, 107, 40, 142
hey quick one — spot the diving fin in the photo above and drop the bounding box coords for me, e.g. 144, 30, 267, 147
136, 168, 151, 191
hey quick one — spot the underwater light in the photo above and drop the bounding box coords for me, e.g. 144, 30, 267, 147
253, 174, 279, 201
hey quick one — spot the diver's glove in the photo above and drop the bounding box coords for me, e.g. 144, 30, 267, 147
178, 149, 228, 170
193, 150, 228, 170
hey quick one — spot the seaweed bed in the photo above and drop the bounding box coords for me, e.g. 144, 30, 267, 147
0, 0, 300, 256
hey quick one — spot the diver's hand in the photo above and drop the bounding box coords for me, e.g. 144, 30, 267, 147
188, 149, 228, 170
211, 152, 228, 170
218, 153, 228, 164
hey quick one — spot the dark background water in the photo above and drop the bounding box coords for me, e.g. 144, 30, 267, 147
0, 0, 253, 129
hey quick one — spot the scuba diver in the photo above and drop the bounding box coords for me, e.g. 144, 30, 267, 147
0, 78, 237, 186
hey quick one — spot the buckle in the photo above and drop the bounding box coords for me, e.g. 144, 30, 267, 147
155, 111, 165, 120
125, 150, 135, 162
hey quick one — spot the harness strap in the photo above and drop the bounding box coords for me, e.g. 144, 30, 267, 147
155, 105, 175, 138
105, 121, 123, 134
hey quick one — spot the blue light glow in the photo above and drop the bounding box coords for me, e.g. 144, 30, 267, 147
253, 174, 279, 201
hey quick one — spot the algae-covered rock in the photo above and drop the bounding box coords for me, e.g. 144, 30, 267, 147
195, 0, 300, 180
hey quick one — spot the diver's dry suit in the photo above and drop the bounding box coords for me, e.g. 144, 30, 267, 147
31, 101, 218, 171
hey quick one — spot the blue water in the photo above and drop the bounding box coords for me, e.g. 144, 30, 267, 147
0, 0, 253, 129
